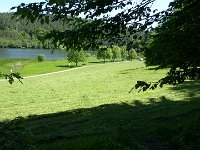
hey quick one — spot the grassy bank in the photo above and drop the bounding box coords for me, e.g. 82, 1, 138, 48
0, 57, 101, 77
0, 60, 200, 149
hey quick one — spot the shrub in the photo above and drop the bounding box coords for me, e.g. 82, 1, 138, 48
97, 47, 108, 63
121, 47, 128, 61
37, 54, 46, 62
111, 46, 121, 62
85, 52, 91, 57
128, 49, 138, 60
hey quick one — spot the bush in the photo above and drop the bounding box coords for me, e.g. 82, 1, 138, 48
111, 46, 121, 62
85, 52, 91, 57
37, 54, 46, 62
128, 49, 138, 60
121, 47, 128, 61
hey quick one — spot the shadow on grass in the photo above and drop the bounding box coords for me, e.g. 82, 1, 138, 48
146, 66, 163, 70
1, 93, 200, 149
56, 65, 82, 68
119, 67, 144, 74
88, 61, 102, 64
169, 80, 200, 97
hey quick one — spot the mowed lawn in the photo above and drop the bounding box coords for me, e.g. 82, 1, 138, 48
1, 60, 170, 120
0, 57, 100, 77
1, 60, 200, 149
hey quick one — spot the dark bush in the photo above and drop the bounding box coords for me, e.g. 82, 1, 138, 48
37, 54, 46, 62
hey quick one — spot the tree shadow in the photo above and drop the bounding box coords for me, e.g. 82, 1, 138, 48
119, 67, 144, 74
56, 65, 78, 68
1, 93, 200, 149
146, 66, 163, 70
169, 80, 200, 97
88, 61, 102, 64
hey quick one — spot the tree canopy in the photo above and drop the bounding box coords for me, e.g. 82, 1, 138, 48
135, 0, 200, 91
12, 0, 165, 50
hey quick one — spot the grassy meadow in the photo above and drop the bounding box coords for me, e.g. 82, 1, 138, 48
1, 59, 200, 149
0, 57, 100, 76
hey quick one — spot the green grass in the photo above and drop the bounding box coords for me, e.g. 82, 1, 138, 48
0, 57, 101, 76
0, 60, 200, 149
0, 60, 166, 120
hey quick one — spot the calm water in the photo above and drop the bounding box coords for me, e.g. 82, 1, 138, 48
0, 48, 67, 60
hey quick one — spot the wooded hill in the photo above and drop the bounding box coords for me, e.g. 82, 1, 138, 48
0, 13, 67, 49
0, 13, 146, 51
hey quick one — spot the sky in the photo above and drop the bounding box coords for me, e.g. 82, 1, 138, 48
0, 0, 173, 13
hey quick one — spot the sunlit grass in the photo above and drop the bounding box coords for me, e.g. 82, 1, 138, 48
1, 60, 200, 149
0, 57, 100, 77
0, 60, 179, 120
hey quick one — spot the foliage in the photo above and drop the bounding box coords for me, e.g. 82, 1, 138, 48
135, 67, 200, 92
97, 48, 106, 62
97, 47, 113, 63
106, 48, 113, 61
0, 72, 23, 84
85, 52, 91, 58
120, 47, 128, 61
128, 48, 138, 60
135, 0, 200, 91
0, 13, 68, 49
12, 0, 167, 51
111, 45, 121, 62
0, 117, 34, 150
145, 0, 200, 68
67, 49, 86, 66
37, 54, 46, 62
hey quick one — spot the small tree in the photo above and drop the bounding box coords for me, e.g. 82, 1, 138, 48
128, 49, 137, 61
97, 48, 106, 63
79, 49, 86, 63
121, 47, 128, 61
106, 48, 113, 61
67, 49, 86, 66
111, 46, 121, 62
97, 47, 110, 63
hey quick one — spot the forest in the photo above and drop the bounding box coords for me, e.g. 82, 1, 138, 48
0, 13, 66, 49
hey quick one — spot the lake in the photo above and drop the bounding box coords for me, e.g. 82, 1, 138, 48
0, 48, 67, 60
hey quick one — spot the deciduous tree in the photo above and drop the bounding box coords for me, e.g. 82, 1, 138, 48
111, 46, 121, 62
67, 49, 86, 66
135, 0, 200, 91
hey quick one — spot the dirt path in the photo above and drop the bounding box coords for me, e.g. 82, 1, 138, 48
23, 66, 88, 79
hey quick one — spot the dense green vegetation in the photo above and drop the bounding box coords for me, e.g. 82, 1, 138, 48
0, 13, 66, 48
1, 61, 200, 149
136, 0, 200, 91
